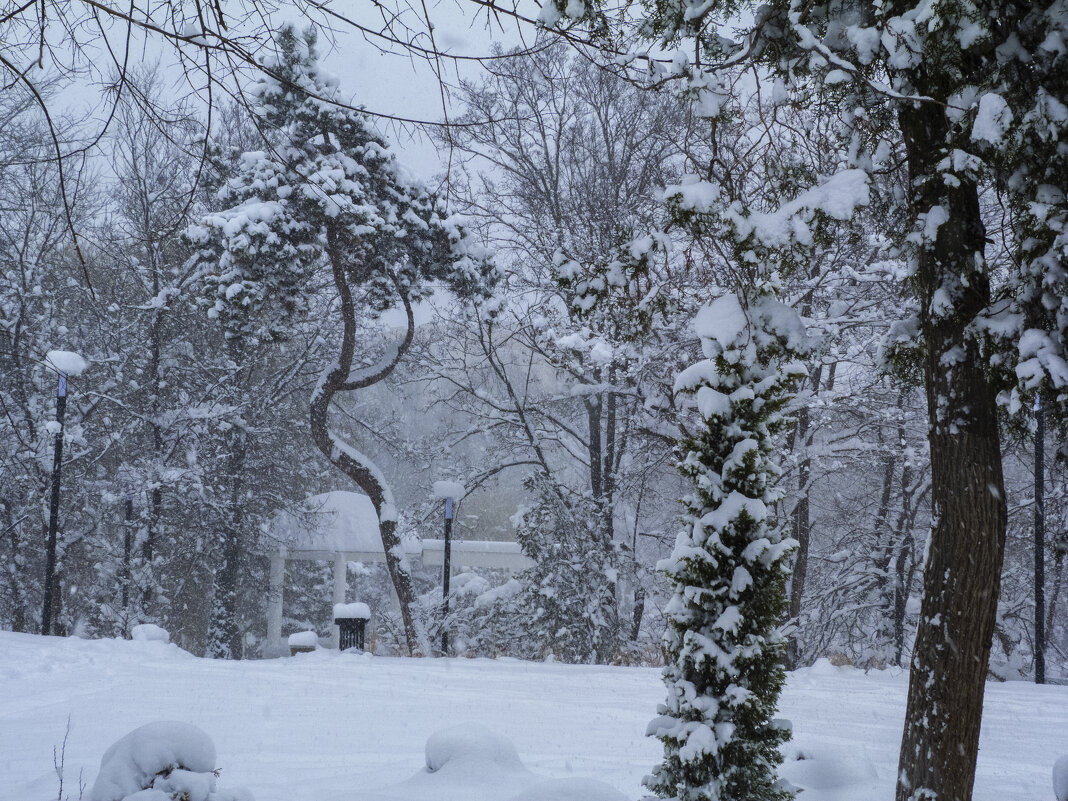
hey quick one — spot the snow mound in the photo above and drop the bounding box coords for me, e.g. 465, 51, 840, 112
381, 725, 532, 801
779, 750, 878, 791
426, 724, 524, 773
1054, 754, 1068, 801
808, 657, 842, 675
89, 722, 215, 800
287, 631, 319, 648
334, 602, 371, 619
130, 624, 170, 643
506, 777, 628, 801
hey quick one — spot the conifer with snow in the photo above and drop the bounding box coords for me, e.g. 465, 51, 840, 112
188, 25, 495, 650
646, 287, 806, 801
508, 481, 620, 663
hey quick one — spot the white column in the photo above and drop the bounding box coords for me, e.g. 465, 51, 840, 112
267, 553, 285, 657
332, 552, 347, 649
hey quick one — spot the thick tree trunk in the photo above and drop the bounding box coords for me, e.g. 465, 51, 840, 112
785, 405, 812, 667
1047, 548, 1064, 637
209, 425, 246, 659
894, 95, 1008, 801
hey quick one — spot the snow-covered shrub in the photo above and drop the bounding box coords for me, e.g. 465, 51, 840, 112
89, 721, 252, 801
1054, 754, 1068, 801
410, 480, 627, 664
130, 624, 170, 643
425, 724, 524, 773
429, 483, 624, 664
503, 485, 621, 663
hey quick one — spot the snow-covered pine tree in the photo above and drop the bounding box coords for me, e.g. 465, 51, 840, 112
646, 288, 806, 801
976, 3, 1068, 430
508, 479, 620, 663
188, 24, 495, 652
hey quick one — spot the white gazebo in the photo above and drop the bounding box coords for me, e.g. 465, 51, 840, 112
265, 490, 532, 655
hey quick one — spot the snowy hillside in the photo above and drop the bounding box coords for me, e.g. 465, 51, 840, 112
0, 632, 1063, 801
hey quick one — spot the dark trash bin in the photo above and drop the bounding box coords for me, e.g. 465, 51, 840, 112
334, 602, 371, 651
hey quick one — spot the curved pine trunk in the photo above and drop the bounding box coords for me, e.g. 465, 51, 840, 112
310, 236, 418, 654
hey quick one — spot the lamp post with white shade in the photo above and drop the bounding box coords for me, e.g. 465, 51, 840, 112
1035, 394, 1046, 684
41, 350, 88, 635
432, 481, 465, 655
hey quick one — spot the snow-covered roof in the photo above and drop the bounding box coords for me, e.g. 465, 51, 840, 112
267, 491, 531, 569
272, 491, 383, 553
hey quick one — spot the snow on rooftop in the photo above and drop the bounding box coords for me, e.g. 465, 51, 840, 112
271, 491, 386, 553
334, 602, 371, 620
287, 631, 319, 647
421, 539, 522, 554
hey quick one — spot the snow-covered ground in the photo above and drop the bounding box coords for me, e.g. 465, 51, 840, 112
0, 631, 1064, 801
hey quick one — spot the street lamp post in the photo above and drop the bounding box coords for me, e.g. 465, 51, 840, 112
441, 495, 453, 655
41, 350, 87, 636
41, 370, 68, 636
431, 481, 464, 657
1035, 394, 1046, 684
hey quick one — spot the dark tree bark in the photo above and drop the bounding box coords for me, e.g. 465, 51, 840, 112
894, 84, 1008, 801
208, 423, 247, 659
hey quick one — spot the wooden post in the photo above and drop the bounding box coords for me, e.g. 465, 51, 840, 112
332, 552, 347, 649
267, 553, 285, 657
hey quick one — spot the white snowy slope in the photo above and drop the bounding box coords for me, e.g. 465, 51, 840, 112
0, 631, 1065, 801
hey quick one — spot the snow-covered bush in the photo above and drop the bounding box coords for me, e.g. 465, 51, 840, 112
130, 624, 170, 643
503, 485, 621, 663
89, 721, 252, 801
422, 482, 624, 664
425, 724, 524, 773
1054, 754, 1068, 801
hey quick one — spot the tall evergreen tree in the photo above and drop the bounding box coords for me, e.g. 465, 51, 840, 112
647, 287, 807, 801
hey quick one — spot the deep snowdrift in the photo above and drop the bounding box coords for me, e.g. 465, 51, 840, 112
0, 631, 1063, 801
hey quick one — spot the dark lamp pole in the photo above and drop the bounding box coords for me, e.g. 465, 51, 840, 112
441, 496, 453, 655
1035, 394, 1046, 684
122, 491, 134, 635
